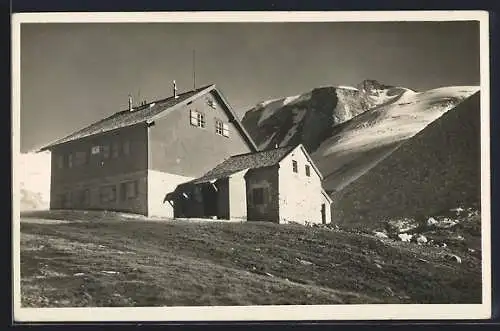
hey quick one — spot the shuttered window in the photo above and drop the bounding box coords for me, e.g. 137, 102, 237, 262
190, 110, 205, 128
120, 181, 138, 200
100, 185, 117, 203
292, 160, 298, 173
57, 155, 64, 169
122, 140, 130, 156
112, 142, 120, 158
102, 145, 110, 159
222, 122, 230, 137
74, 151, 88, 166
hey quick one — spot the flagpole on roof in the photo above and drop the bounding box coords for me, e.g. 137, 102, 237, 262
192, 49, 196, 91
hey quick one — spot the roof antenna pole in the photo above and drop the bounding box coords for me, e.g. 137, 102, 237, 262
192, 49, 196, 91
128, 94, 133, 111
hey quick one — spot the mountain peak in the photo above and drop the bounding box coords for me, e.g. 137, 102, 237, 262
357, 79, 393, 92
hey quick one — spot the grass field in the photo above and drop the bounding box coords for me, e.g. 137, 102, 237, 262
20, 210, 482, 307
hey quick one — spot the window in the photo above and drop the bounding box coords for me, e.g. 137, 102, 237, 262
68, 154, 73, 168
60, 192, 72, 208
99, 185, 117, 203
215, 119, 230, 137
57, 155, 64, 169
252, 187, 267, 205
122, 140, 130, 156
91, 145, 100, 155
120, 181, 138, 200
77, 189, 90, 206
102, 145, 110, 159
292, 160, 298, 173
190, 110, 205, 128
74, 151, 88, 166
215, 120, 223, 135
305, 164, 311, 177
111, 142, 120, 158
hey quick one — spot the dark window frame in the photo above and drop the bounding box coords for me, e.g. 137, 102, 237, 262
305, 164, 311, 177
292, 160, 298, 173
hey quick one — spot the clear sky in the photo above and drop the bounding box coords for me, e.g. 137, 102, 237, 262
20, 21, 480, 152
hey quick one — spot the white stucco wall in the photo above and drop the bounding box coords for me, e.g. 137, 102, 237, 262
147, 170, 194, 218
228, 170, 248, 220
278, 146, 326, 225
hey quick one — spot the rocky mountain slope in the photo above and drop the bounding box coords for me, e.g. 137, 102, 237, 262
241, 81, 480, 194
18, 151, 51, 211
330, 91, 481, 229
242, 80, 411, 153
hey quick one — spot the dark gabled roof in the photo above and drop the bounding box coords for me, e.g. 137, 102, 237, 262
39, 84, 258, 152
192, 145, 296, 184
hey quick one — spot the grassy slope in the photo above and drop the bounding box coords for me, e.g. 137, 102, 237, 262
20, 211, 481, 307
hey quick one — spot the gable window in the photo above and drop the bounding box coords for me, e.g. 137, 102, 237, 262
252, 187, 268, 205
305, 164, 311, 177
67, 154, 73, 168
292, 160, 298, 173
120, 180, 139, 200
190, 110, 205, 128
57, 155, 64, 169
99, 185, 117, 203
122, 140, 130, 156
74, 151, 88, 166
111, 142, 120, 158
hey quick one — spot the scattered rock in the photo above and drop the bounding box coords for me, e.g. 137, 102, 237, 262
387, 218, 419, 233
265, 272, 274, 278
444, 254, 462, 264
416, 235, 428, 245
468, 248, 476, 253
296, 258, 313, 266
398, 233, 413, 242
441, 243, 447, 248
418, 258, 429, 263
73, 273, 85, 277
100, 270, 119, 275
373, 231, 388, 239
384, 286, 395, 296
450, 207, 465, 215
375, 263, 383, 269
427, 217, 438, 226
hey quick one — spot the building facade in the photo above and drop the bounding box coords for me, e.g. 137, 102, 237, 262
169, 144, 333, 225
40, 84, 258, 217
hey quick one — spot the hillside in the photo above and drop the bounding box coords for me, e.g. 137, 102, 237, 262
242, 83, 479, 193
330, 91, 481, 230
20, 210, 481, 307
18, 151, 51, 211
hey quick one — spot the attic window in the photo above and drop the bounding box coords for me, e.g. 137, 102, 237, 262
292, 160, 298, 173
305, 164, 311, 177
207, 98, 216, 109
190, 110, 205, 128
